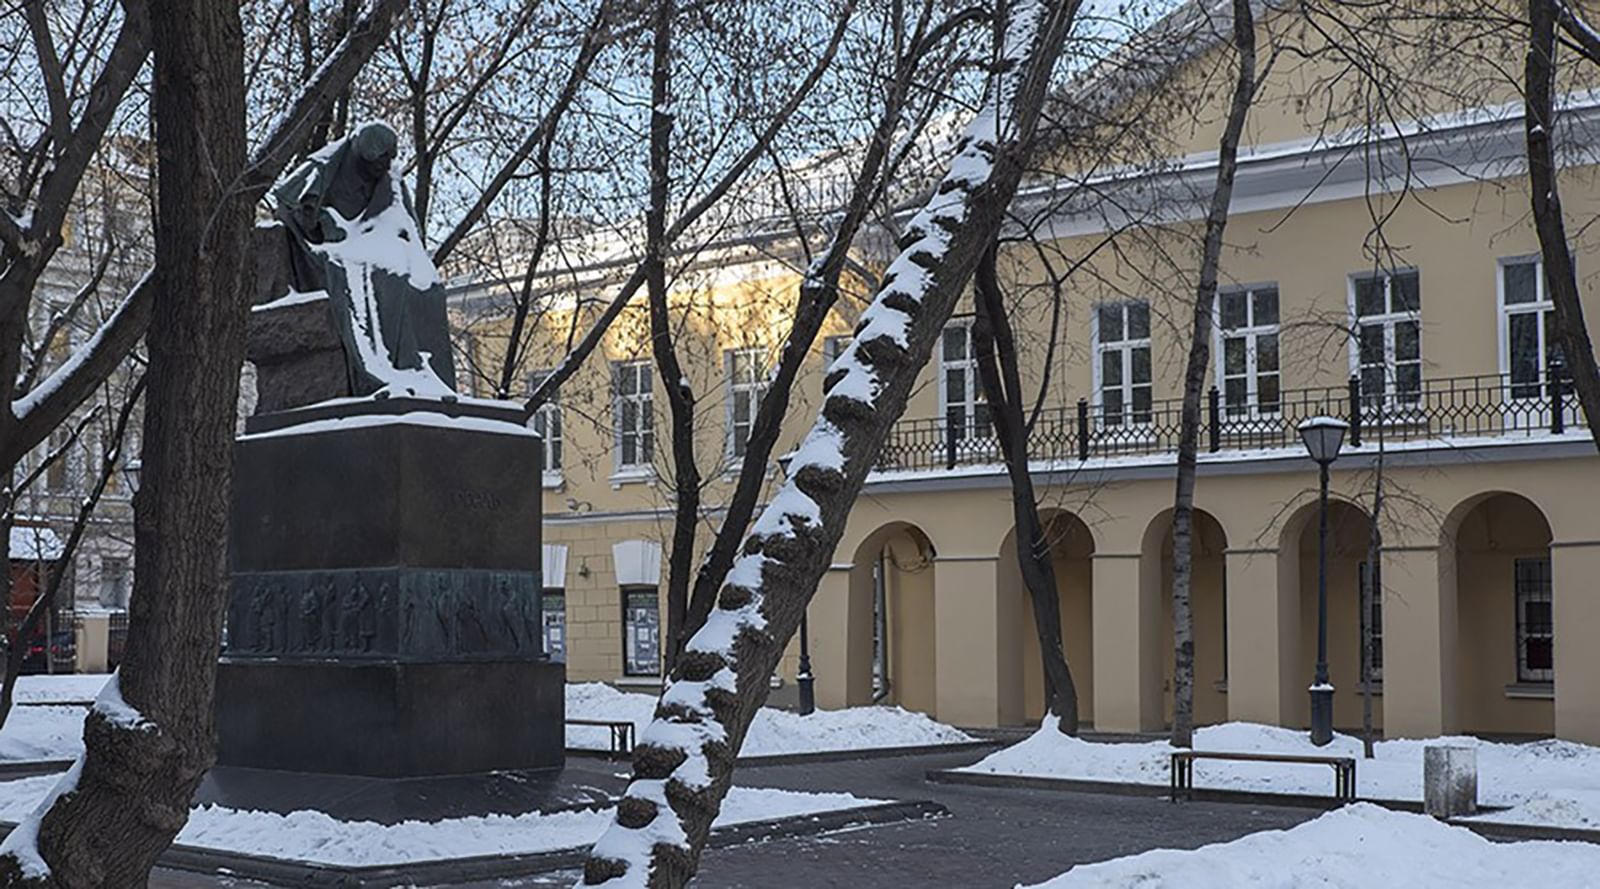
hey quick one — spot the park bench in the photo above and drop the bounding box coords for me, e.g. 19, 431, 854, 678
1170, 750, 1356, 803
568, 718, 635, 759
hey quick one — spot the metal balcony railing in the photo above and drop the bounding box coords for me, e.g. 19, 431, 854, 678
874, 367, 1587, 474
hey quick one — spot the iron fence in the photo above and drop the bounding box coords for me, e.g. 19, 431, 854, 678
874, 369, 1585, 473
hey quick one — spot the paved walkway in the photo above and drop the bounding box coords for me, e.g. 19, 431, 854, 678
151, 748, 1316, 888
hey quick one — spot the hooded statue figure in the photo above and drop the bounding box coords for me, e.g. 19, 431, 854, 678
272, 122, 458, 398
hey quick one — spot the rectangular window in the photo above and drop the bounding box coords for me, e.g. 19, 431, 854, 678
1217, 286, 1280, 419
528, 371, 563, 476
45, 430, 70, 493
822, 335, 852, 398
541, 589, 566, 663
1350, 270, 1422, 412
99, 557, 130, 609
1500, 258, 1562, 400
622, 586, 660, 676
1515, 557, 1554, 683
614, 360, 654, 470
727, 348, 769, 458
1095, 300, 1153, 427
939, 321, 990, 441
1359, 561, 1382, 683
823, 335, 851, 365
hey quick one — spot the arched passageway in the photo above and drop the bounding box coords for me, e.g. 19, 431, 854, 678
1447, 492, 1555, 736
1144, 508, 1230, 728
845, 523, 938, 716
1278, 498, 1377, 731
1000, 511, 1095, 727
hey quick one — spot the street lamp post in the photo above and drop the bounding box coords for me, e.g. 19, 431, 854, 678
776, 450, 816, 715
1298, 416, 1348, 748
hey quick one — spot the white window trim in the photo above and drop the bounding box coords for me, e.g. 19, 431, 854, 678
528, 370, 564, 489
1345, 269, 1423, 416
724, 346, 770, 461
1090, 300, 1154, 430
937, 319, 996, 455
1210, 284, 1282, 424
1497, 254, 1554, 394
611, 360, 655, 482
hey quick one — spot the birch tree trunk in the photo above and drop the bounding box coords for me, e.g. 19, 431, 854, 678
1528, 0, 1600, 453
579, 2, 1083, 885
0, 0, 252, 883
1169, 0, 1254, 749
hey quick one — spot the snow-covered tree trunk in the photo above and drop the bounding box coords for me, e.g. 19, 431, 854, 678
578, 1, 1082, 885
0, 0, 252, 882
1169, 0, 1254, 750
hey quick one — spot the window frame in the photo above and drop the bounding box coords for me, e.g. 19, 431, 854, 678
937, 318, 992, 447
621, 585, 662, 677
612, 359, 655, 477
44, 429, 72, 493
1090, 300, 1154, 429
540, 588, 566, 663
1212, 284, 1282, 422
725, 346, 770, 460
528, 370, 563, 487
1358, 560, 1383, 684
1514, 556, 1554, 684
1497, 255, 1558, 400
99, 556, 131, 610
1346, 269, 1423, 415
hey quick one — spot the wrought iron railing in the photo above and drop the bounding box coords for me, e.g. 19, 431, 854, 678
874, 368, 1586, 473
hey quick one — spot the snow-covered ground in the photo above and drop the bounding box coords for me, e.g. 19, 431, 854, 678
0, 678, 973, 764
966, 719, 1600, 830
1024, 804, 1600, 888
0, 706, 85, 763
565, 682, 973, 755
11, 674, 108, 704
0, 675, 110, 762
0, 774, 880, 866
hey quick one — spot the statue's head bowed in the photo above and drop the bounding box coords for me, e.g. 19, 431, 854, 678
353, 122, 398, 181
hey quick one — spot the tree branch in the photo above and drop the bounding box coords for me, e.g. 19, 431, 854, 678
7, 0, 406, 468
522, 0, 859, 418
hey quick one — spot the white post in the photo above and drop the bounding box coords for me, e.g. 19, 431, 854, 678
1423, 746, 1477, 818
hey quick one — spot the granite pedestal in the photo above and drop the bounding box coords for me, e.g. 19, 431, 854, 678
215, 397, 563, 779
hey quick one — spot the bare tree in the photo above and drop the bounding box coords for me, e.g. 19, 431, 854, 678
518, 4, 867, 418
971, 242, 1081, 733
1526, 0, 1600, 452
0, 1, 404, 883
0, 0, 253, 881
0, 374, 144, 734
1167, 0, 1255, 749
578, 1, 1082, 884
1, 0, 406, 497
675, 0, 982, 659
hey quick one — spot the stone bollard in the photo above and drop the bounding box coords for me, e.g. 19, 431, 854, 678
1423, 746, 1477, 819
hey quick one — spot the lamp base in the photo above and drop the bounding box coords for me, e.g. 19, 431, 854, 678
1309, 684, 1335, 747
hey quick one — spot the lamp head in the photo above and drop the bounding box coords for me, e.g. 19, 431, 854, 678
1297, 416, 1349, 465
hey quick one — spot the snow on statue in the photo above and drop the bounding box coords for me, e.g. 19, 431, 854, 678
271, 121, 458, 398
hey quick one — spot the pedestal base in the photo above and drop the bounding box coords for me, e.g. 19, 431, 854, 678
216, 657, 564, 777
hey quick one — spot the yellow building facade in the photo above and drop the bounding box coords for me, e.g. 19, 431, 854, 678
451, 12, 1600, 741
